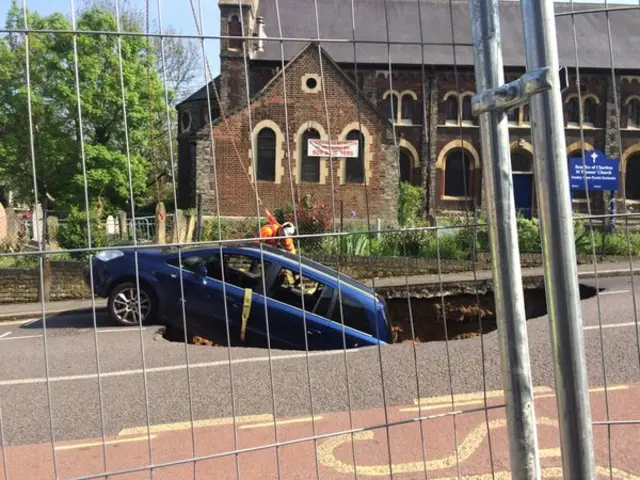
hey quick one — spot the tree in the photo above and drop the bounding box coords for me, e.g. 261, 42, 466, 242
80, 0, 201, 202
0, 2, 170, 213
83, 0, 200, 102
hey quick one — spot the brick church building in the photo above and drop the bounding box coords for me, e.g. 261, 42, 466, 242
177, 0, 640, 222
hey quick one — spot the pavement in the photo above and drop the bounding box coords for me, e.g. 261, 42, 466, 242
0, 274, 639, 478
1, 260, 639, 321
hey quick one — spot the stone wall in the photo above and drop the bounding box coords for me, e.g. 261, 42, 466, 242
0, 261, 89, 304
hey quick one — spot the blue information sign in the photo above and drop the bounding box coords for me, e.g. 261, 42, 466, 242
569, 150, 619, 191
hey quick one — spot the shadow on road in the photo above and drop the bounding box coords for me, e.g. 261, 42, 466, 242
18, 309, 116, 330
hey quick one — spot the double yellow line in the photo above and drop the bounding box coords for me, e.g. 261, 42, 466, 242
400, 384, 629, 413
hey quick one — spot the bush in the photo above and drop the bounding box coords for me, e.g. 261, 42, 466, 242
57, 207, 108, 259
398, 182, 424, 226
516, 216, 542, 253
274, 197, 332, 252
201, 217, 263, 242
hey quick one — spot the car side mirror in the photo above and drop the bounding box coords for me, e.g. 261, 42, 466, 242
195, 264, 207, 278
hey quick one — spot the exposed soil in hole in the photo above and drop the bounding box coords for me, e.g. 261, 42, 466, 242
160, 327, 221, 346
159, 284, 599, 347
389, 284, 599, 343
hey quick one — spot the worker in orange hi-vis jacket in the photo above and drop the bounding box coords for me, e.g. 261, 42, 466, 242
259, 213, 297, 285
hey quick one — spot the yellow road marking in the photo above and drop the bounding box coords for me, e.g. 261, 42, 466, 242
317, 416, 639, 478
0, 319, 32, 326
401, 387, 552, 413
403, 384, 630, 413
413, 387, 553, 407
117, 414, 273, 437
386, 467, 639, 480
317, 417, 557, 475
55, 435, 155, 451
239, 416, 323, 430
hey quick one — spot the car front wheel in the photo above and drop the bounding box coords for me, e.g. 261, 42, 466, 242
108, 282, 156, 326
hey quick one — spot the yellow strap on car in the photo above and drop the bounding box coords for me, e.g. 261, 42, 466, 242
240, 288, 252, 342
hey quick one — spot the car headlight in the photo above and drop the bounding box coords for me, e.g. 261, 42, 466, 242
95, 250, 125, 262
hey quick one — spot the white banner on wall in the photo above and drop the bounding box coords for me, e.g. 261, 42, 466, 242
307, 139, 359, 158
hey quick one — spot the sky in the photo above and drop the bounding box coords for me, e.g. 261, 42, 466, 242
1, 0, 637, 102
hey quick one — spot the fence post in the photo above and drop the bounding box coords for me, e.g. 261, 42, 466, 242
468, 0, 540, 476
519, 0, 596, 476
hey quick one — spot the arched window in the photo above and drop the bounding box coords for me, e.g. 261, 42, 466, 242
583, 97, 597, 125
401, 94, 414, 123
228, 15, 242, 50
382, 92, 399, 121
256, 128, 276, 182
444, 149, 473, 198
461, 95, 473, 124
300, 128, 321, 182
625, 154, 640, 200
346, 130, 365, 183
511, 152, 532, 173
522, 104, 530, 124
628, 99, 640, 128
567, 97, 580, 125
180, 111, 191, 132
399, 150, 412, 183
446, 95, 459, 124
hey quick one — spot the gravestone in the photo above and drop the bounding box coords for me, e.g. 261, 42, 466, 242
31, 204, 43, 243
4, 207, 19, 242
0, 203, 6, 242
106, 215, 117, 236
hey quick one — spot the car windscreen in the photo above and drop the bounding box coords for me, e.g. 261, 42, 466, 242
271, 251, 364, 287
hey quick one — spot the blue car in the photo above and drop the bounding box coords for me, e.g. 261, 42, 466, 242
84, 243, 393, 350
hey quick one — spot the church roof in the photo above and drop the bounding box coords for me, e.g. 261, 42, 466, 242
252, 0, 640, 70
177, 76, 221, 107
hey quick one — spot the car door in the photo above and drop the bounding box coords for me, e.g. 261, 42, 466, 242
320, 290, 385, 349
158, 252, 241, 344
207, 251, 273, 348
158, 253, 208, 331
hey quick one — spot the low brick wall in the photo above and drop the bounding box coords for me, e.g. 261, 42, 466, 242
308, 253, 640, 280
0, 261, 90, 304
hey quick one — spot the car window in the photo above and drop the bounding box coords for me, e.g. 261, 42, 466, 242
167, 255, 204, 272
267, 268, 328, 314
332, 293, 372, 335
314, 286, 335, 318
223, 254, 269, 290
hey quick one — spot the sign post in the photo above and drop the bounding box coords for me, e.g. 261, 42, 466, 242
609, 191, 616, 233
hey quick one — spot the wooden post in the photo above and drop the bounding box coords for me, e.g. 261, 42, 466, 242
173, 209, 186, 244
40, 255, 51, 303
118, 211, 128, 241
186, 214, 196, 243
155, 202, 166, 244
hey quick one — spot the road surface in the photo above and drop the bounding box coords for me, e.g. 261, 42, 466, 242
0, 275, 639, 478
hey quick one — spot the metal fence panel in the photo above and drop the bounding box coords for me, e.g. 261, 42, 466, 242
0, 0, 639, 479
